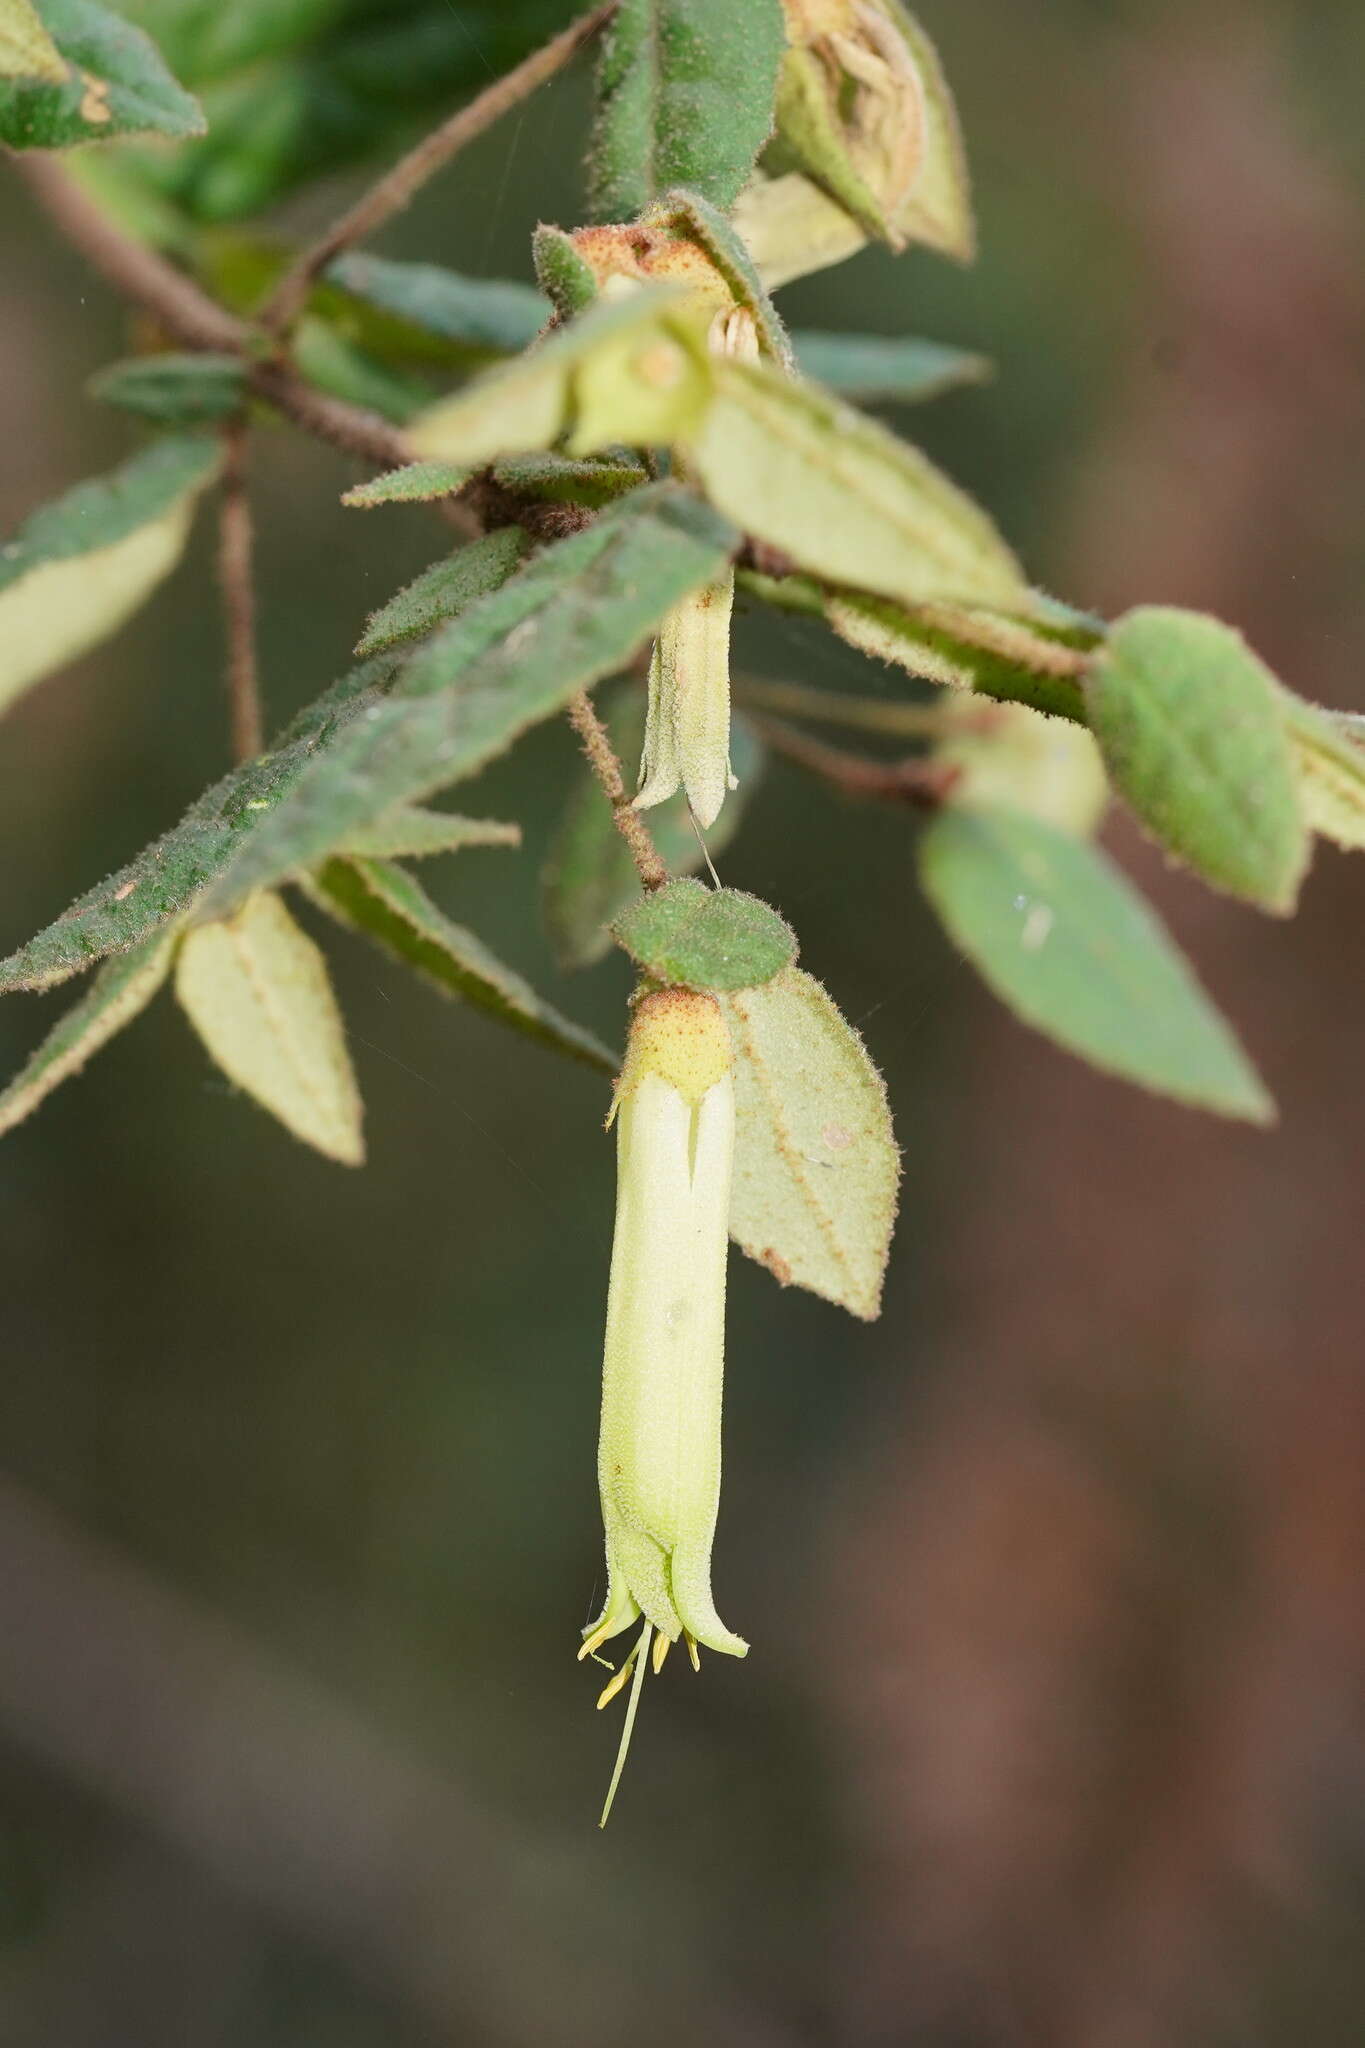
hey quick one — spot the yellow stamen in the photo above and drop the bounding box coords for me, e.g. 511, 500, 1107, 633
651, 1631, 671, 1675
684, 1630, 701, 1673
596, 1654, 638, 1710
578, 1618, 617, 1662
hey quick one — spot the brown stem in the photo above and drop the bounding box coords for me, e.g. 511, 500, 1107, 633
260, 1, 618, 338
748, 712, 962, 809
216, 420, 263, 763
565, 692, 667, 892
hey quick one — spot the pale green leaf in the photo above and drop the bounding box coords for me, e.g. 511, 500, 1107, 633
0, 433, 220, 719
198, 485, 738, 916
732, 169, 870, 292
590, 0, 786, 221
934, 700, 1108, 838
342, 459, 472, 509
0, 0, 204, 146
326, 253, 547, 357
332, 807, 520, 862
354, 529, 531, 656
881, 0, 975, 259
612, 878, 796, 991
175, 889, 364, 1164
791, 331, 989, 404
919, 804, 1274, 1123
88, 352, 248, 426
1284, 699, 1365, 852
0, 928, 174, 1138
313, 857, 615, 1075
720, 966, 899, 1320
688, 359, 1028, 610
0, 0, 66, 83
543, 683, 762, 969
818, 583, 1093, 723
1088, 607, 1310, 913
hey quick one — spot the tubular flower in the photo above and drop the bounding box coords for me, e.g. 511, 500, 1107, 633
581, 988, 747, 1822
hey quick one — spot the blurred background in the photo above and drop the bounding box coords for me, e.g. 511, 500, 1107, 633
3, 0, 1365, 2041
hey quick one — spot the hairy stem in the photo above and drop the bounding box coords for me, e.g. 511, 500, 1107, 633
565, 692, 668, 891
260, 2, 618, 337
216, 420, 263, 764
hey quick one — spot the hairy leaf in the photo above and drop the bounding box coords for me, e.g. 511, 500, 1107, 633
198, 485, 739, 914
612, 878, 795, 991
919, 804, 1274, 1123
342, 460, 472, 509
175, 888, 363, 1164
543, 683, 761, 969
720, 967, 899, 1320
1089, 607, 1309, 913
88, 352, 248, 425
313, 857, 615, 1075
0, 433, 220, 719
0, 0, 204, 146
791, 331, 989, 404
327, 253, 547, 357
0, 0, 66, 82
590, 0, 785, 221
332, 807, 520, 862
0, 929, 174, 1138
355, 529, 531, 656
690, 359, 1028, 610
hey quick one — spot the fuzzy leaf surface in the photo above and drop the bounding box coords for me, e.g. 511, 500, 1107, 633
919, 804, 1274, 1123
355, 529, 531, 656
720, 966, 899, 1320
0, 929, 174, 1137
612, 879, 795, 991
332, 807, 520, 862
0, 0, 204, 146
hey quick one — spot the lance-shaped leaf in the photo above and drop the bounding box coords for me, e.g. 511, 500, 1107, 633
312, 857, 615, 1075
918, 804, 1274, 1124
355, 529, 531, 657
0, 0, 66, 82
342, 460, 472, 509
0, 433, 220, 719
1088, 607, 1309, 913
688, 360, 1028, 611
791, 331, 989, 405
543, 683, 762, 969
88, 352, 248, 426
719, 966, 899, 1320
175, 889, 364, 1165
612, 878, 796, 991
590, 0, 786, 221
198, 485, 739, 916
0, 929, 174, 1138
0, 0, 204, 146
1284, 698, 1365, 853
326, 253, 548, 359
331, 808, 520, 862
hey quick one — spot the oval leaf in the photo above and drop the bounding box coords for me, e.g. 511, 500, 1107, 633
611, 878, 796, 991
1087, 607, 1309, 913
918, 804, 1275, 1124
175, 890, 364, 1164
720, 966, 899, 1320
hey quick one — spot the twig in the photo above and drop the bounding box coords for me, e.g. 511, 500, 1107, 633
748, 712, 962, 808
736, 675, 1001, 739
216, 419, 263, 763
260, 1, 618, 338
565, 691, 668, 891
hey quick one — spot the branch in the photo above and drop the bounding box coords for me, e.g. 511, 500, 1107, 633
747, 712, 962, 808
565, 691, 668, 891
216, 419, 263, 763
260, 1, 618, 337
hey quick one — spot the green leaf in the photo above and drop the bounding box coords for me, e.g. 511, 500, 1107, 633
88, 352, 248, 425
341, 460, 472, 509
331, 807, 520, 862
175, 887, 364, 1164
1088, 607, 1310, 913
326, 253, 547, 358
312, 857, 615, 1075
590, 0, 785, 221
791, 331, 990, 404
543, 683, 762, 969
1284, 699, 1365, 853
354, 529, 532, 657
0, 0, 66, 82
918, 804, 1274, 1124
197, 485, 739, 915
0, 653, 398, 994
532, 223, 600, 321
0, 433, 220, 720
689, 359, 1028, 611
732, 168, 870, 292
0, 0, 204, 146
0, 928, 174, 1138
291, 317, 434, 424
719, 966, 899, 1320
492, 451, 650, 508
611, 878, 795, 991
933, 700, 1108, 838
